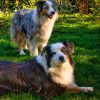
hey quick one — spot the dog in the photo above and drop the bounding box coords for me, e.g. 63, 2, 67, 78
10, 0, 58, 56
0, 41, 93, 99
41, 41, 93, 92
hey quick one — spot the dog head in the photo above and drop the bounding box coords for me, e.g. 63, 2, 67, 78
35, 0, 57, 18
41, 41, 74, 68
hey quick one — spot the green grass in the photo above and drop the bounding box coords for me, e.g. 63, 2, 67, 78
0, 12, 100, 100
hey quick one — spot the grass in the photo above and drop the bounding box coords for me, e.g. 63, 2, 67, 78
0, 12, 100, 100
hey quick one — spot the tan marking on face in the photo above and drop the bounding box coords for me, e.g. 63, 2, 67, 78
67, 55, 72, 65
39, 9, 48, 16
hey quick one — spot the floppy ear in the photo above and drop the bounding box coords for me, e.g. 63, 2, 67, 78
35, 1, 46, 14
41, 46, 51, 56
41, 45, 51, 67
35, 1, 46, 7
63, 41, 74, 54
66, 50, 75, 66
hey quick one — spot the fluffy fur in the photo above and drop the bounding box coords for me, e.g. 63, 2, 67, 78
39, 41, 93, 92
10, 0, 58, 56
0, 41, 93, 99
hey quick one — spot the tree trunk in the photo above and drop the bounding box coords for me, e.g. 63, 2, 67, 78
77, 0, 89, 15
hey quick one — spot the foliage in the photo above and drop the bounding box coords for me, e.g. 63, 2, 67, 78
0, 0, 36, 11
0, 0, 100, 15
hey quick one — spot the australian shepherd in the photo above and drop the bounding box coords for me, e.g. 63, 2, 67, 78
0, 41, 93, 99
10, 0, 58, 56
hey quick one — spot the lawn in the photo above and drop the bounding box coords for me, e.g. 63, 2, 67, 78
0, 12, 100, 100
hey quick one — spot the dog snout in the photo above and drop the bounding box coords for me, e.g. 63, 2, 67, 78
59, 56, 65, 62
51, 11, 55, 15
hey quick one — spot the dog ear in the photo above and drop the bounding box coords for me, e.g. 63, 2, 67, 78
41, 46, 51, 56
63, 41, 74, 54
35, 0, 46, 7
35, 1, 46, 14
66, 50, 75, 66
41, 45, 51, 67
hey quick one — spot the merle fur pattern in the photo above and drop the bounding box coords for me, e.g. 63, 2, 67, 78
0, 56, 68, 99
0, 42, 93, 99
10, 0, 58, 56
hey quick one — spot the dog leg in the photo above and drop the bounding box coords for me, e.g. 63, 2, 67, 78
30, 47, 38, 56
24, 44, 28, 50
19, 48, 26, 55
18, 35, 26, 55
29, 43, 38, 56
27, 39, 38, 56
66, 83, 93, 93
48, 68, 94, 93
19, 38, 27, 55
10, 25, 26, 55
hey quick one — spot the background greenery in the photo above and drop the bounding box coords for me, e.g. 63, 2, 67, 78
0, 0, 100, 100
0, 0, 100, 14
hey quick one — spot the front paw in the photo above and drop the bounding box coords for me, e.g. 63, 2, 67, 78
20, 50, 26, 55
80, 87, 94, 92
47, 68, 54, 74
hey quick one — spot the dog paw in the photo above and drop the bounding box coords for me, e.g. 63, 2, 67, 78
80, 87, 94, 92
47, 68, 55, 74
20, 50, 26, 55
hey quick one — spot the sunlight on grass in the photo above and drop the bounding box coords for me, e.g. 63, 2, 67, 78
0, 12, 12, 20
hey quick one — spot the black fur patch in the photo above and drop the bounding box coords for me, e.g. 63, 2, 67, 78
35, 1, 46, 14
21, 25, 27, 36
41, 45, 54, 68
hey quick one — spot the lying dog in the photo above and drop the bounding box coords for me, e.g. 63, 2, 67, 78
10, 0, 58, 56
0, 41, 93, 99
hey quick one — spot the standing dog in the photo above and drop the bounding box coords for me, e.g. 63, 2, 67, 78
10, 0, 58, 56
0, 41, 93, 99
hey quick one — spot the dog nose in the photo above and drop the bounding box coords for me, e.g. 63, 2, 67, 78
59, 56, 65, 62
51, 11, 55, 15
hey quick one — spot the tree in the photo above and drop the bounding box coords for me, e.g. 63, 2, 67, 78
77, 0, 89, 14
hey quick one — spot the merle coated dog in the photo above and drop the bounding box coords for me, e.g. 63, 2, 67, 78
10, 0, 58, 56
0, 41, 93, 99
